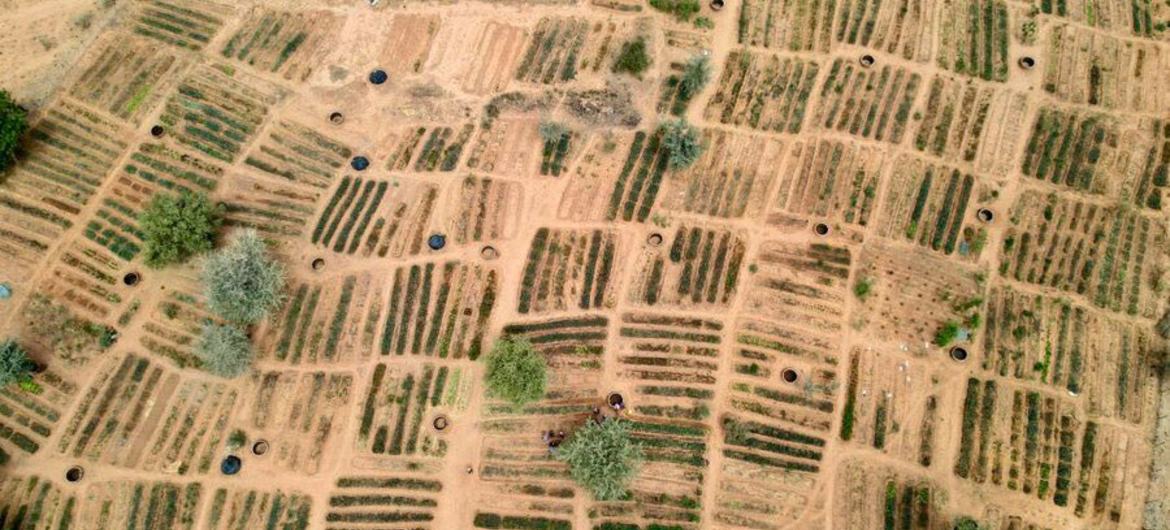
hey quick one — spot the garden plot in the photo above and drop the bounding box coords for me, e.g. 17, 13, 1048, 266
742, 241, 851, 356
837, 347, 943, 467
1043, 24, 1168, 114
954, 377, 1148, 526
1038, 0, 1161, 39
833, 0, 936, 61
385, 124, 476, 173
75, 480, 202, 530
466, 114, 544, 177
380, 14, 441, 76
204, 487, 312, 530
736, 0, 835, 52
771, 137, 884, 229
221, 8, 340, 82
0, 366, 73, 462
810, 59, 921, 144
1020, 106, 1142, 196
157, 65, 281, 163
55, 353, 236, 476
33, 238, 127, 321
981, 284, 1159, 424
356, 363, 472, 458
0, 475, 76, 530
912, 75, 1029, 175
221, 172, 321, 240
999, 190, 1165, 317
993, 512, 1056, 530
658, 129, 784, 219
875, 155, 993, 259
327, 476, 442, 528
428, 20, 526, 95
556, 130, 642, 222
854, 243, 986, 345
140, 279, 214, 370
373, 262, 498, 359
831, 461, 943, 530
604, 130, 673, 223
625, 223, 747, 308
704, 50, 819, 134
70, 32, 188, 126
240, 369, 354, 475
310, 177, 438, 258
0, 99, 128, 276
16, 294, 113, 369
1134, 119, 1168, 210
502, 315, 609, 401
258, 273, 386, 365
517, 228, 622, 314
446, 175, 521, 245
130, 0, 233, 51
936, 0, 1010, 81
515, 17, 637, 85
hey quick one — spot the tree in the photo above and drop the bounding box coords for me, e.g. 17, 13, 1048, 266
934, 320, 961, 347
0, 340, 32, 388
139, 189, 223, 268
678, 54, 711, 98
556, 419, 644, 500
202, 229, 285, 324
613, 37, 651, 77
483, 336, 547, 406
196, 323, 253, 378
659, 118, 704, 170
538, 120, 569, 144
0, 90, 27, 176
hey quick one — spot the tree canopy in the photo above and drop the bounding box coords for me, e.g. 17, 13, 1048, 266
196, 323, 253, 378
678, 54, 711, 98
0, 340, 32, 388
0, 90, 28, 176
483, 336, 547, 407
202, 229, 285, 324
613, 37, 651, 77
660, 118, 704, 170
139, 189, 223, 268
556, 418, 644, 500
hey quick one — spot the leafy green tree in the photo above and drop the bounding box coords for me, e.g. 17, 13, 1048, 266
0, 340, 32, 388
613, 37, 651, 77
934, 320, 961, 347
679, 54, 711, 98
196, 323, 253, 378
202, 229, 285, 324
483, 336, 547, 406
0, 90, 27, 176
659, 118, 704, 170
556, 419, 644, 500
139, 190, 223, 267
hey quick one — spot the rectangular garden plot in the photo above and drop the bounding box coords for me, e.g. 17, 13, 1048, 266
446, 175, 521, 245
131, 0, 232, 51
703, 50, 818, 134
1042, 24, 1168, 114
981, 284, 1159, 424
832, 0, 935, 61
33, 238, 129, 321
373, 262, 498, 359
327, 476, 442, 528
502, 315, 609, 401
76, 480, 201, 530
830, 461, 943, 530
1019, 106, 1141, 196
658, 129, 785, 219
772, 137, 885, 228
309, 177, 437, 258
625, 223, 747, 308
157, 65, 281, 163
515, 17, 589, 85
0, 363, 75, 461
70, 31, 188, 125
999, 190, 1166, 317
55, 353, 237, 476
221, 8, 341, 81
205, 487, 311, 530
139, 280, 216, 370
517, 228, 621, 314
379, 14, 440, 76
0, 475, 77, 530
603, 130, 671, 223
384, 123, 476, 173
240, 370, 354, 475
837, 347, 942, 467
736, 0, 835, 52
809, 58, 921, 144
912, 75, 1029, 175
1134, 118, 1169, 211
1039, 0, 1162, 41
874, 155, 992, 259
259, 273, 396, 364
427, 20, 526, 95
936, 0, 1010, 81
466, 113, 546, 177
356, 363, 472, 459
556, 130, 643, 222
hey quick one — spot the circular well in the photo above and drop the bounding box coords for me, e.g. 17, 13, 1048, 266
329, 112, 344, 125
647, 233, 663, 246
1019, 56, 1036, 70
432, 415, 450, 432
123, 272, 141, 286
251, 440, 269, 456
950, 346, 969, 362
150, 125, 165, 138
976, 208, 994, 223
607, 392, 624, 408
859, 54, 876, 67
311, 258, 326, 272
369, 69, 389, 85
813, 223, 831, 236
781, 368, 799, 384
65, 466, 84, 483
221, 455, 242, 476
481, 246, 498, 260
710, 0, 725, 10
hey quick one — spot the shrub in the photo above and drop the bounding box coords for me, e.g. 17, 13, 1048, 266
678, 54, 711, 98
853, 277, 873, 300
538, 120, 570, 144
556, 419, 643, 500
226, 429, 247, 450
203, 229, 285, 324
613, 37, 651, 77
139, 190, 223, 267
0, 340, 32, 388
649, 0, 701, 21
196, 323, 253, 378
483, 336, 546, 406
0, 90, 27, 176
934, 320, 961, 347
953, 517, 981, 530
659, 118, 704, 170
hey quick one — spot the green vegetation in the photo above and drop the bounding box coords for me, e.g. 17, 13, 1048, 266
196, 322, 253, 378
556, 418, 643, 500
226, 429, 247, 451
483, 336, 547, 407
953, 517, 981, 530
853, 277, 873, 301
203, 229, 286, 325
659, 118, 704, 170
678, 54, 711, 99
0, 90, 27, 176
613, 37, 651, 77
0, 339, 33, 389
934, 320, 961, 347
139, 190, 223, 268
649, 0, 701, 21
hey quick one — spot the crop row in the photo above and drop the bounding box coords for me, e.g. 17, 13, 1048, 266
635, 224, 746, 308
451, 175, 519, 244
72, 32, 183, 124
812, 59, 920, 144
1133, 119, 1168, 210
244, 119, 352, 189
0, 475, 75, 530
774, 137, 882, 227
515, 17, 588, 84
704, 50, 817, 134
358, 363, 455, 457
518, 228, 618, 314
736, 0, 834, 52
132, 0, 230, 51
83, 480, 201, 530
878, 157, 979, 256
606, 130, 668, 223
158, 66, 274, 163
1020, 107, 1110, 192
936, 0, 1009, 81
206, 487, 311, 530
377, 262, 497, 359
222, 9, 339, 81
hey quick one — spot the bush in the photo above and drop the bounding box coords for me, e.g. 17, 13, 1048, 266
139, 190, 223, 268
538, 121, 569, 144
659, 118, 704, 170
23, 295, 108, 365
0, 340, 32, 388
196, 323, 253, 378
649, 0, 701, 21
613, 37, 651, 77
853, 277, 873, 301
678, 54, 711, 98
556, 419, 643, 500
203, 229, 285, 324
483, 336, 546, 406
953, 517, 981, 530
0, 90, 27, 176
934, 320, 961, 347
